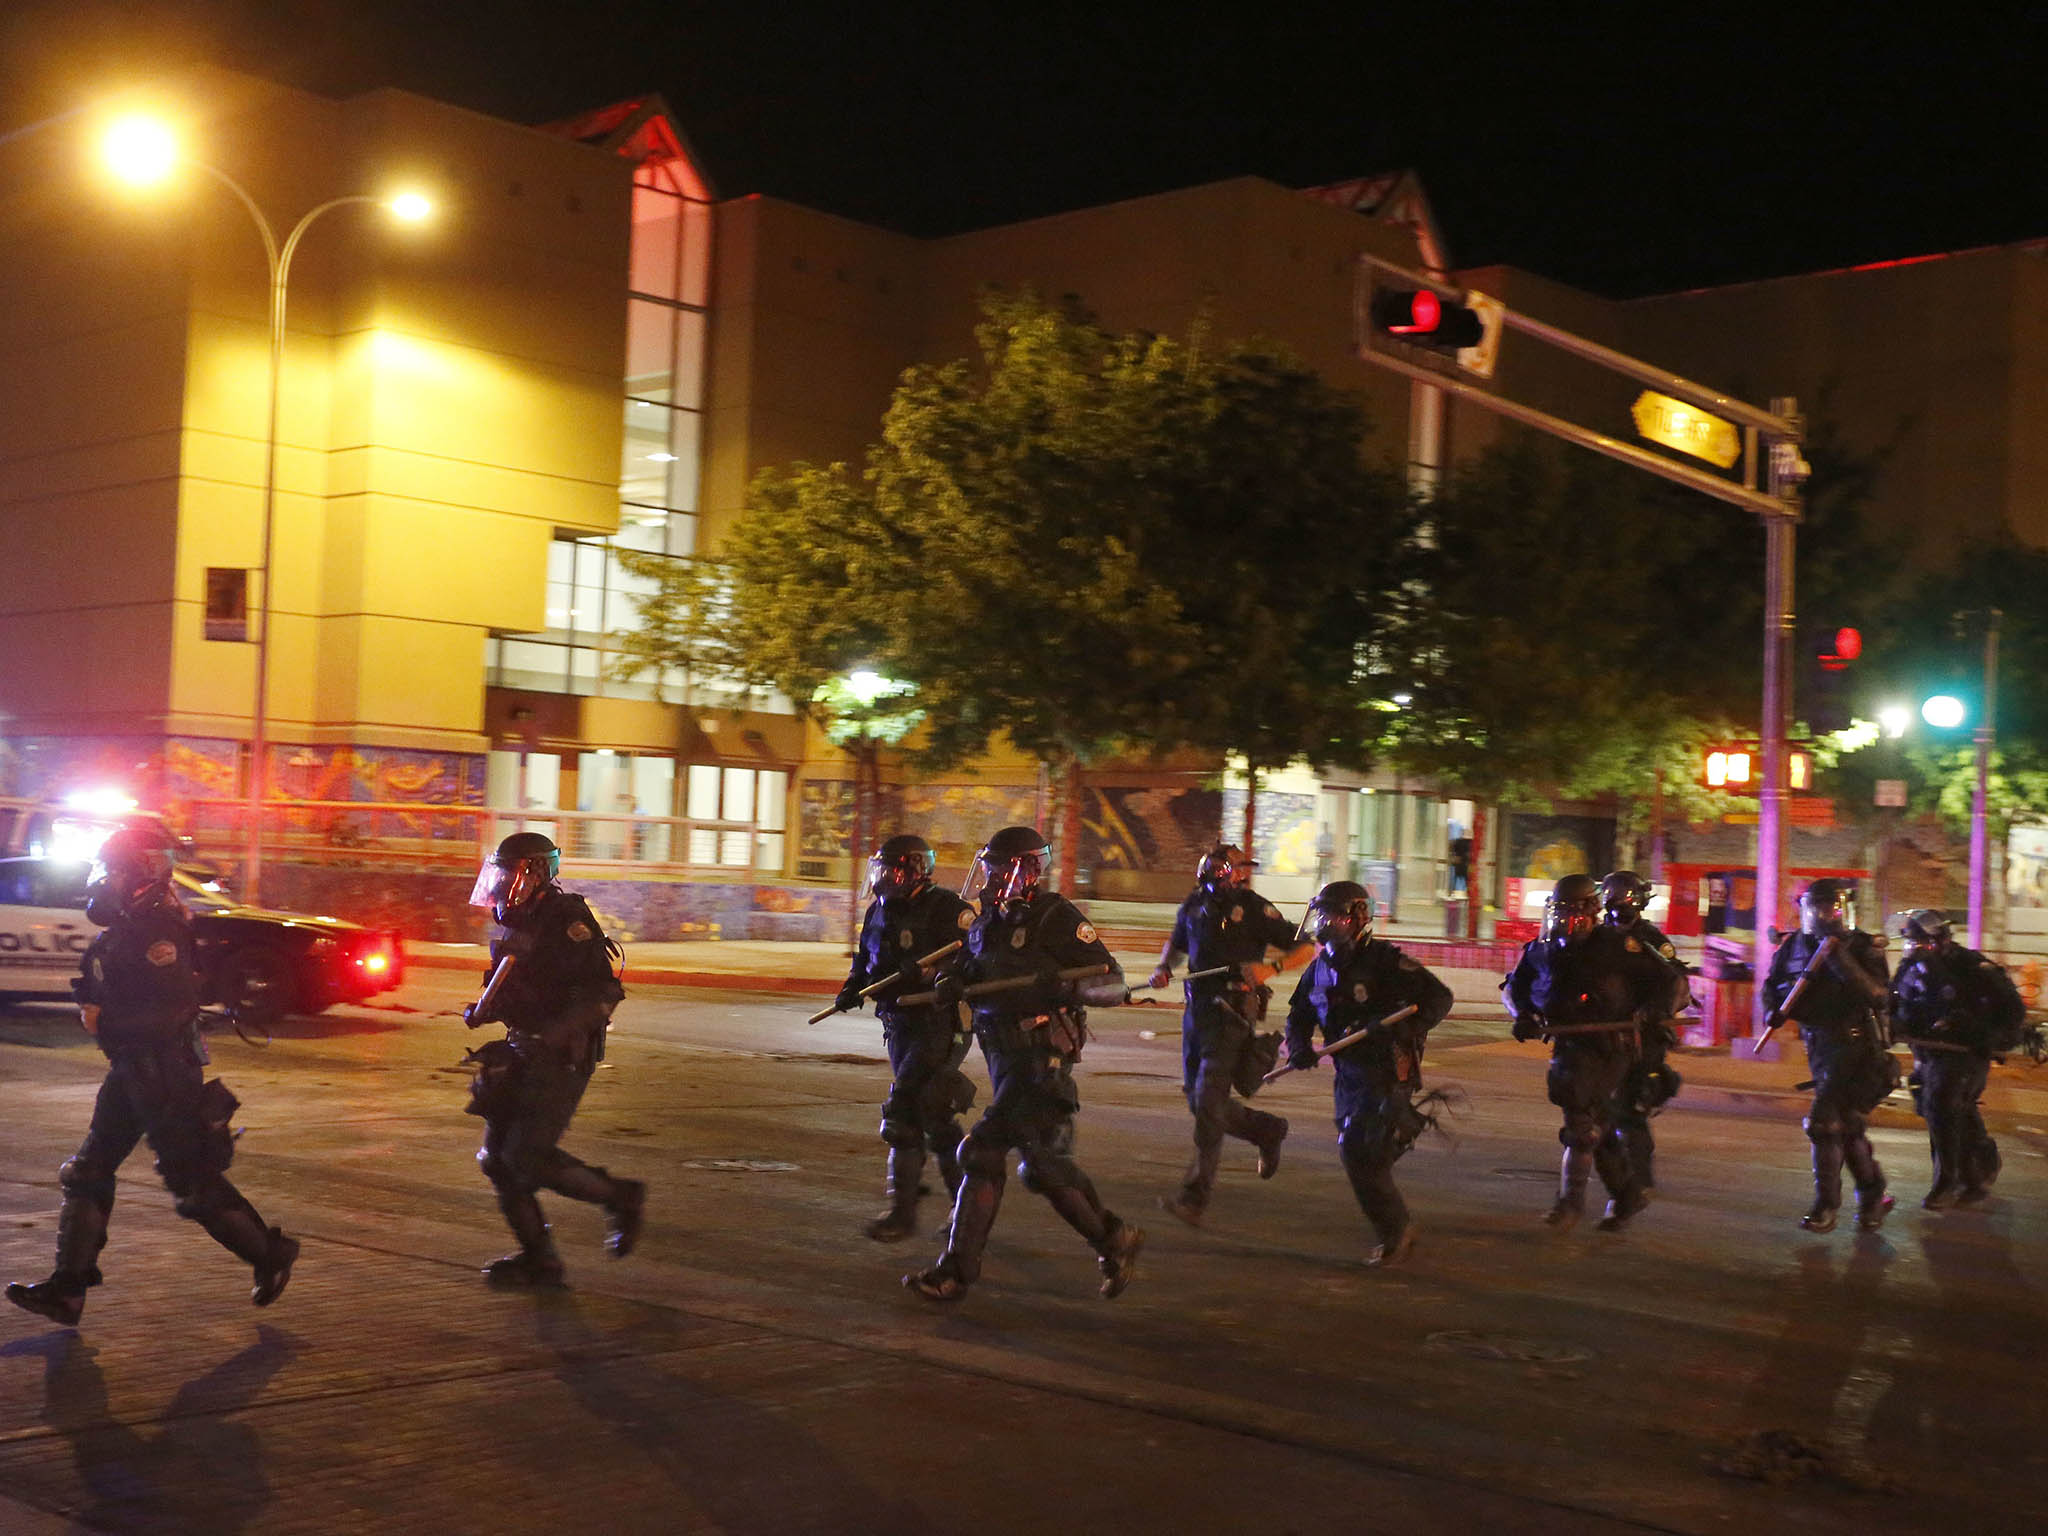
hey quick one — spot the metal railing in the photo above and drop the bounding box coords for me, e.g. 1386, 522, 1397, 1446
177, 798, 779, 877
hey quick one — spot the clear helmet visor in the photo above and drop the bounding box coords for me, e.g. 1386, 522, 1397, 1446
963, 852, 1043, 908
867, 854, 924, 902
1544, 902, 1599, 945
469, 858, 544, 911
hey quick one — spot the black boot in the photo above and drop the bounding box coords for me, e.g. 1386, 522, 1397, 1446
866, 1146, 922, 1243
1804, 1137, 1843, 1229
1254, 1117, 1289, 1180
1544, 1148, 1590, 1229
252, 1228, 301, 1307
1855, 1183, 1895, 1232
1096, 1215, 1144, 1299
488, 1190, 566, 1287
4, 1277, 86, 1327
605, 1179, 646, 1259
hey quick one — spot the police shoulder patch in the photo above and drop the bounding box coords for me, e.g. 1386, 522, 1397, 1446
1659, 943, 1677, 960
1075, 921, 1099, 945
146, 939, 179, 968
1263, 903, 1279, 921
566, 920, 595, 942
957, 908, 974, 930
1625, 936, 1644, 953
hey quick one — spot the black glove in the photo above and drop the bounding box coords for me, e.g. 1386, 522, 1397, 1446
833, 982, 863, 1013
897, 958, 927, 991
1286, 1046, 1319, 1072
930, 972, 966, 1012
1511, 1012, 1544, 1042
463, 1002, 489, 1030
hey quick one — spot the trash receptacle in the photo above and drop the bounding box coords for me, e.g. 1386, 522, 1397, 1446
1691, 942, 1754, 1047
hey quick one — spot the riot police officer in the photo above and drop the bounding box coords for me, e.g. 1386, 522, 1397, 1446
1599, 871, 1692, 1193
834, 833, 978, 1241
1891, 908, 2022, 1209
1761, 879, 1896, 1233
5, 827, 298, 1326
905, 827, 1139, 1303
1281, 882, 1453, 1267
1150, 843, 1314, 1227
465, 831, 642, 1286
1504, 874, 1689, 1231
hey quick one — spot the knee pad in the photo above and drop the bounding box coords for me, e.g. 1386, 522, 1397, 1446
1558, 1117, 1602, 1153
879, 1116, 923, 1150
958, 1133, 1008, 1182
1803, 1113, 1843, 1144
58, 1156, 115, 1208
477, 1146, 529, 1190
1017, 1149, 1076, 1195
921, 1067, 976, 1122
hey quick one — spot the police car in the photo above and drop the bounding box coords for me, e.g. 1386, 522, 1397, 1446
0, 797, 403, 1027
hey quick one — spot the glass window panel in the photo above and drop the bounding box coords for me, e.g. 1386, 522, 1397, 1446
756, 771, 788, 831
666, 408, 701, 512
719, 830, 753, 866
629, 184, 681, 300
496, 638, 571, 690
680, 200, 711, 307
568, 645, 601, 696
754, 831, 785, 874
673, 309, 706, 410
625, 300, 675, 403
685, 764, 721, 820
620, 402, 671, 504
721, 767, 755, 823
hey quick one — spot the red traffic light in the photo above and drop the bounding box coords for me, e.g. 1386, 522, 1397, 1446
1370, 286, 1485, 349
1834, 626, 1862, 661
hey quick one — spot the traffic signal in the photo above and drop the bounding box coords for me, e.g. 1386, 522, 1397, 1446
1703, 744, 1813, 791
1366, 285, 1503, 376
1370, 287, 1484, 349
1806, 625, 1861, 734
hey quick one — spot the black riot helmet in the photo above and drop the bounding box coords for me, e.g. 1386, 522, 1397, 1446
1898, 908, 1953, 956
868, 833, 936, 903
1599, 871, 1654, 927
1799, 878, 1857, 938
470, 830, 562, 922
1300, 880, 1375, 960
1195, 843, 1254, 894
85, 824, 178, 927
963, 826, 1051, 914
1543, 874, 1602, 948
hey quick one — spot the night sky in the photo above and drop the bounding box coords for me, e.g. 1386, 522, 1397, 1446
4, 0, 2042, 298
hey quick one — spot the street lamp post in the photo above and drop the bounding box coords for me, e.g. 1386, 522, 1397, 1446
1968, 609, 2002, 947
100, 115, 428, 902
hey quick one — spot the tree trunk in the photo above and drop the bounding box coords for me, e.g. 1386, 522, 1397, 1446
1056, 756, 1083, 895
1466, 802, 1488, 940
846, 738, 877, 953
1240, 764, 1259, 865
1649, 766, 1666, 882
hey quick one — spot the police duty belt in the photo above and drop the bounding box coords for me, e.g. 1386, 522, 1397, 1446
898, 963, 1111, 1008
1263, 1004, 1418, 1084
807, 940, 963, 1025
1894, 1034, 1973, 1055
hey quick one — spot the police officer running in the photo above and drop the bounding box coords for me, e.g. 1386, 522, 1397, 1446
1150, 844, 1313, 1227
1761, 879, 1896, 1234
1504, 874, 1689, 1232
1891, 908, 2024, 1209
905, 827, 1140, 1303
5, 827, 298, 1326
1281, 882, 1453, 1267
465, 832, 642, 1286
1599, 871, 1691, 1193
835, 833, 978, 1241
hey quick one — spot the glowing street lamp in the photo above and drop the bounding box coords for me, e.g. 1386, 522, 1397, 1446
97, 110, 432, 901
1920, 695, 1966, 730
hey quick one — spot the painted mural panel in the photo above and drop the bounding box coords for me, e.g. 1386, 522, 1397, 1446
1504, 812, 1615, 883
1083, 784, 1223, 875
1219, 789, 1317, 875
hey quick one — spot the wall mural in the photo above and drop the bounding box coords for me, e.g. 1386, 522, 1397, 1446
1219, 789, 1318, 875
1083, 784, 1223, 874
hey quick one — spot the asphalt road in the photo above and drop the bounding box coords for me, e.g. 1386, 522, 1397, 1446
1, 975, 2044, 1535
